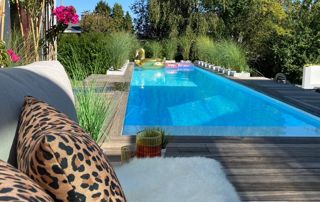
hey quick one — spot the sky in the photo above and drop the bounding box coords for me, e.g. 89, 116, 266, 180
57, 0, 135, 16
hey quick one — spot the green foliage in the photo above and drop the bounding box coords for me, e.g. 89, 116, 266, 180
271, 1, 320, 83
157, 128, 169, 149
61, 53, 111, 141
137, 128, 169, 148
212, 0, 287, 56
129, 37, 141, 61
0, 41, 10, 67
214, 41, 249, 72
194, 36, 214, 62
123, 12, 134, 33
131, 0, 319, 82
132, 0, 224, 39
144, 41, 163, 58
80, 14, 115, 33
104, 32, 135, 70
178, 35, 194, 60
75, 84, 108, 142
7, 30, 44, 66
131, 0, 149, 38
162, 38, 178, 60
194, 37, 249, 71
58, 32, 137, 78
81, 2, 133, 33
94, 0, 111, 15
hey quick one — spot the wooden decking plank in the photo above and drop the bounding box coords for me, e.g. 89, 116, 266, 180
229, 175, 320, 183
169, 142, 320, 148
165, 137, 320, 201
234, 183, 320, 192
213, 156, 320, 164
226, 168, 320, 176
239, 191, 320, 201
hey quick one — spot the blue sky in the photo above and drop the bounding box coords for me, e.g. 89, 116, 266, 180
58, 0, 135, 16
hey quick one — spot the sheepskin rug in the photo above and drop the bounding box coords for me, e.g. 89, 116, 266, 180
115, 157, 240, 202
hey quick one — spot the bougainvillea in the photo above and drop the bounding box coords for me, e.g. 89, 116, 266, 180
7, 49, 20, 63
46, 5, 79, 48
53, 6, 79, 25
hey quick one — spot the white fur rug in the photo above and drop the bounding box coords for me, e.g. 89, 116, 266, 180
115, 157, 240, 202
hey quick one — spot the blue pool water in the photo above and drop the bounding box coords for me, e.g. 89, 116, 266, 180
123, 66, 320, 136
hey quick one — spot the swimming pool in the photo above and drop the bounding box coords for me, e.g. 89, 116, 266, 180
123, 66, 320, 136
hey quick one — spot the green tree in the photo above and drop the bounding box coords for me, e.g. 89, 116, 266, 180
131, 0, 150, 38
81, 2, 133, 33
80, 14, 115, 33
94, 0, 111, 15
112, 3, 125, 31
272, 1, 320, 83
123, 12, 133, 33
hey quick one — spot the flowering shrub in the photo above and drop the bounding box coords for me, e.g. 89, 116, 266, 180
0, 41, 20, 67
53, 6, 79, 26
0, 41, 10, 67
46, 5, 79, 47
7, 49, 20, 63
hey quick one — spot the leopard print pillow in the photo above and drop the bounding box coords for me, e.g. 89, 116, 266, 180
17, 96, 126, 202
0, 160, 54, 202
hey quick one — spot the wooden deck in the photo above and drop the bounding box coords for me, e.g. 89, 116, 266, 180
104, 136, 320, 201
229, 77, 320, 117
164, 137, 320, 201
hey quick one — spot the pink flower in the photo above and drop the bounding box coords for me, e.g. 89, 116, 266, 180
53, 6, 79, 25
7, 49, 20, 63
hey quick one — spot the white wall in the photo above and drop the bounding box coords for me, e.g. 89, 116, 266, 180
302, 65, 320, 89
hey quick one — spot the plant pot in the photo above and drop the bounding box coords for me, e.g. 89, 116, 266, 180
136, 131, 162, 158
161, 148, 166, 157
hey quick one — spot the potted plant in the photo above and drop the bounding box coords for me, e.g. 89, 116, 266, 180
136, 128, 169, 158
158, 128, 169, 157
136, 128, 162, 158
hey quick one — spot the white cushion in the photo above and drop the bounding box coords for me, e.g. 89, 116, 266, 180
115, 157, 240, 202
0, 61, 77, 163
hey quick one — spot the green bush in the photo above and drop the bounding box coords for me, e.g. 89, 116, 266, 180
58, 32, 137, 78
178, 36, 193, 60
104, 32, 134, 70
144, 41, 163, 58
215, 41, 249, 72
194, 36, 214, 62
162, 38, 178, 60
194, 37, 249, 72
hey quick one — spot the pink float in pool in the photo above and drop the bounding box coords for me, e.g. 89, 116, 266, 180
165, 63, 178, 68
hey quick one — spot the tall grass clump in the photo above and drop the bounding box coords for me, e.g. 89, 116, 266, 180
162, 38, 178, 60
144, 41, 163, 58
215, 41, 249, 72
104, 32, 133, 70
59, 52, 114, 142
179, 36, 193, 60
194, 37, 249, 72
194, 36, 214, 62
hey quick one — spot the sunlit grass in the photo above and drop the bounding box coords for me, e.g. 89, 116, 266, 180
59, 51, 114, 142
